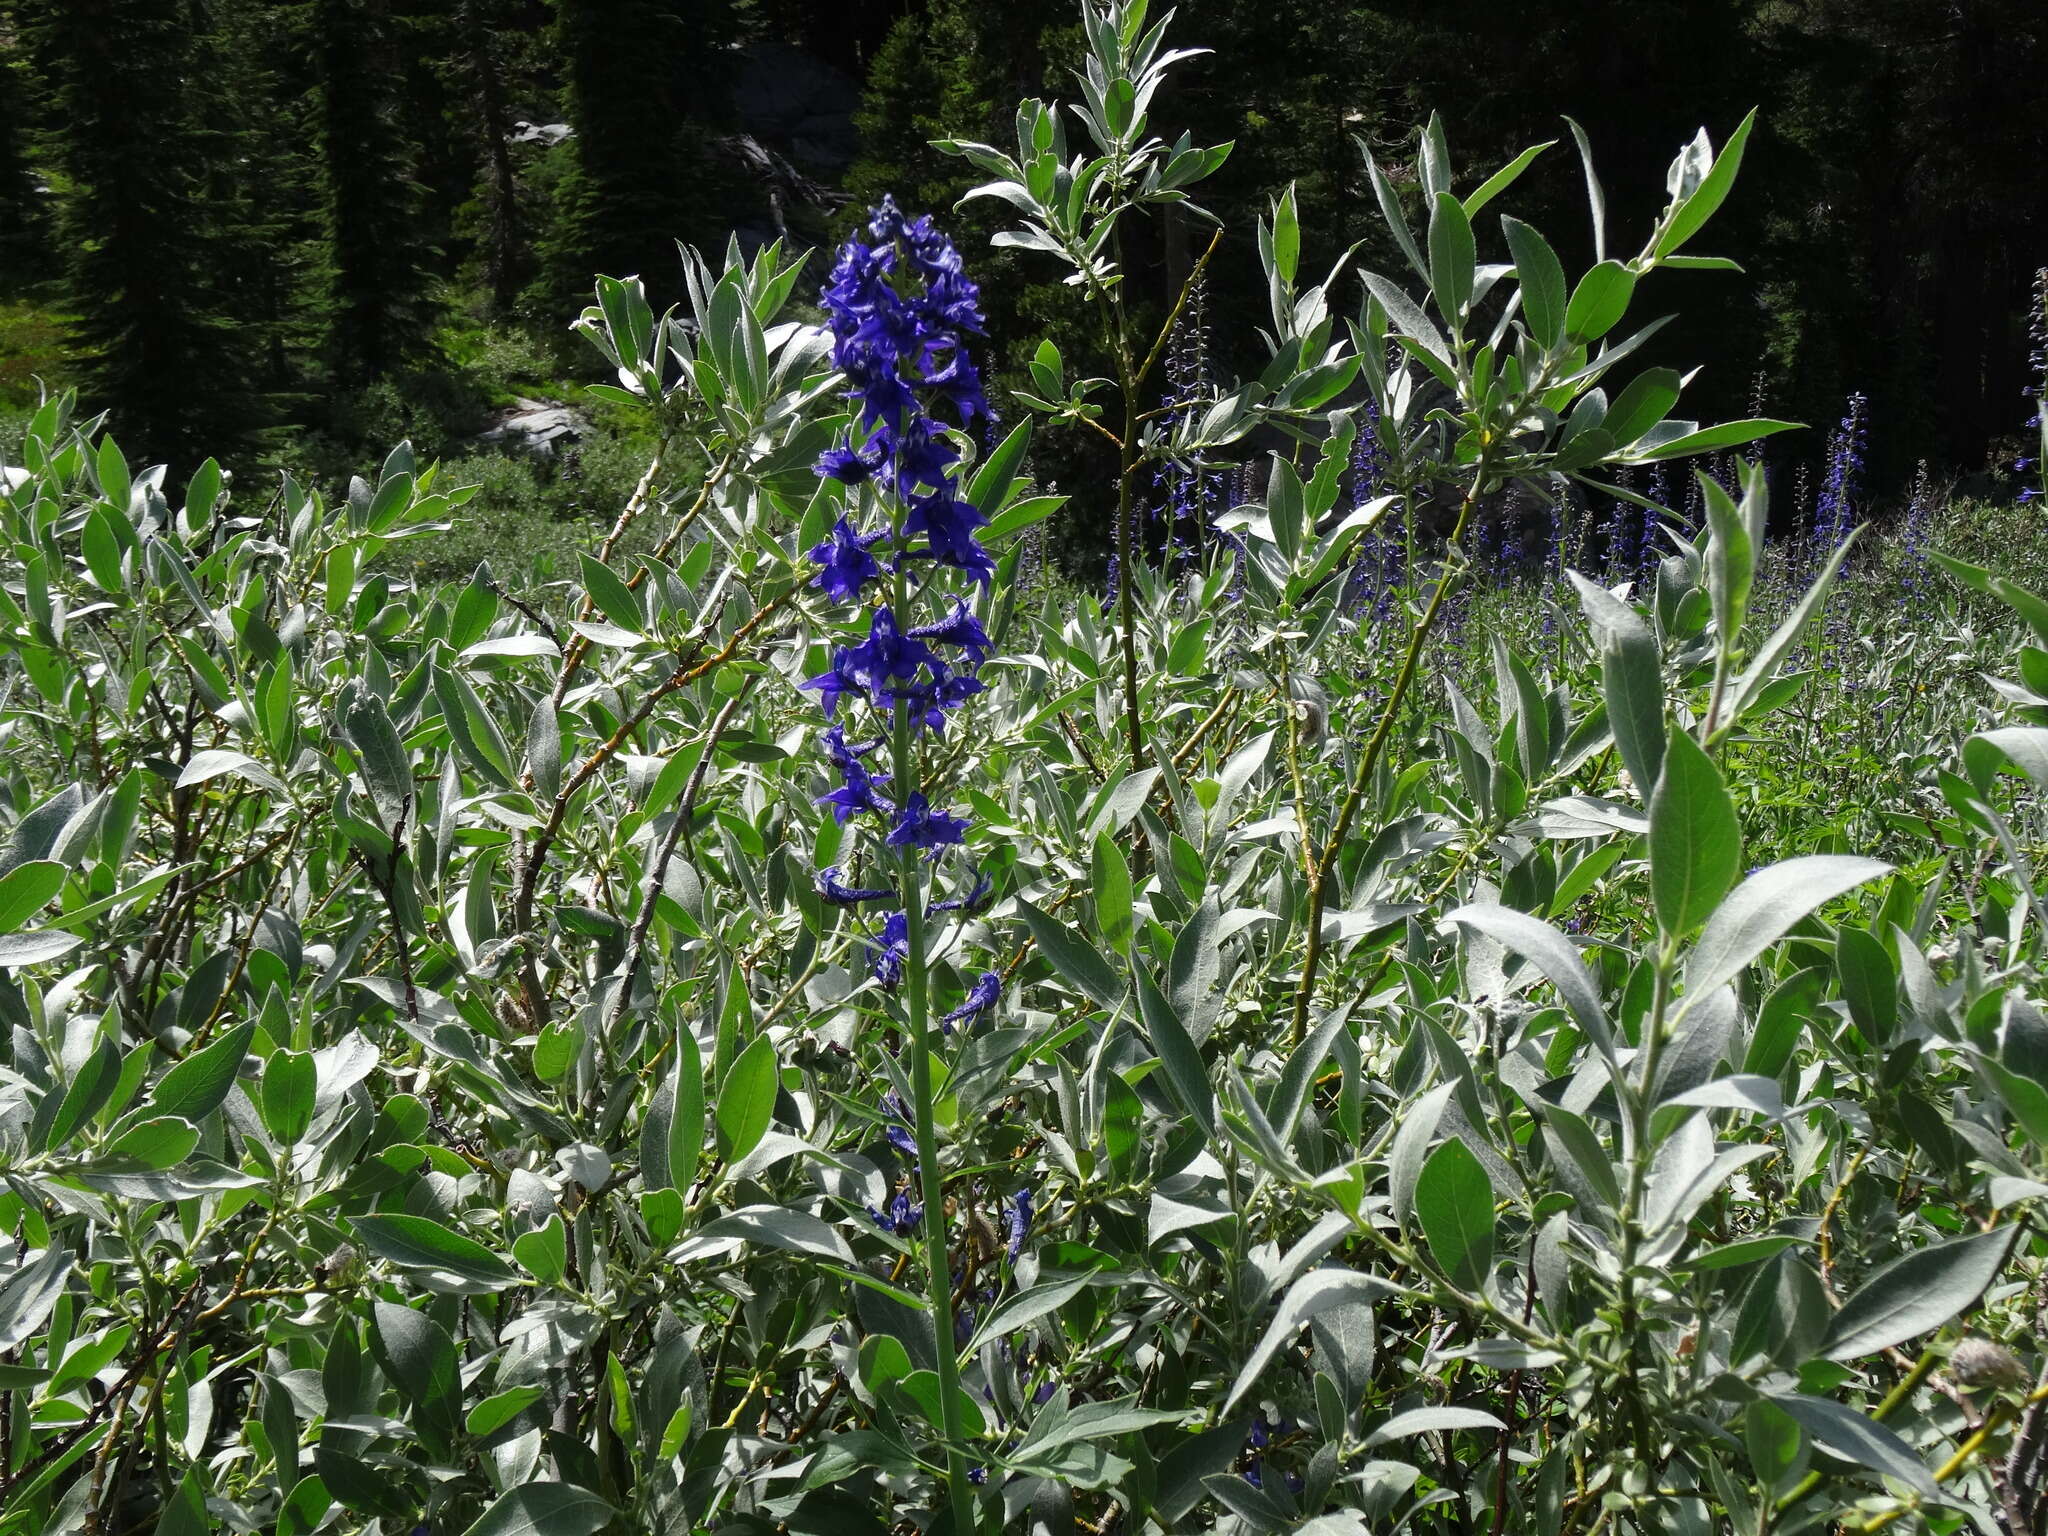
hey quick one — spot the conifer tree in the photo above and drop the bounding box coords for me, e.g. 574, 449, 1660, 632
0, 21, 48, 293
314, 0, 443, 383
20, 0, 275, 464
542, 0, 737, 312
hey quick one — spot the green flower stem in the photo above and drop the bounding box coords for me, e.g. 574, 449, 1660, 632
890, 565, 977, 1536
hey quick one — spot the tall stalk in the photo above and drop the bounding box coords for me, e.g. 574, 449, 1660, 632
891, 565, 977, 1536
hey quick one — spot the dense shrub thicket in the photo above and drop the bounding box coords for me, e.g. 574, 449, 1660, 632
2, 6, 2048, 1535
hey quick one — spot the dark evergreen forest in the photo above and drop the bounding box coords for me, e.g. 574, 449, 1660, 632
0, 0, 2041, 523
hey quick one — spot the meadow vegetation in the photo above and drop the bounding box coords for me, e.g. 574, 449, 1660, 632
0, 6, 2046, 1535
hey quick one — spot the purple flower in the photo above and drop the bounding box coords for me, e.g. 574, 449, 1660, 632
816, 759, 892, 824
820, 722, 884, 771
807, 516, 886, 603
1003, 1186, 1034, 1260
903, 489, 996, 588
941, 970, 1003, 1031
817, 865, 893, 905
909, 597, 994, 667
868, 910, 910, 989
887, 792, 970, 853
867, 1188, 922, 1235
841, 607, 940, 708
928, 869, 995, 917
816, 197, 993, 580
817, 440, 885, 484
800, 652, 860, 717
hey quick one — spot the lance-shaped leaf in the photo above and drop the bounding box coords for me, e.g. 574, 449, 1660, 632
1443, 903, 1615, 1060
1567, 570, 1664, 798
1767, 1393, 1935, 1496
1649, 729, 1741, 939
1682, 856, 1891, 1002
1821, 1227, 2015, 1361
337, 684, 414, 830
1222, 1268, 1400, 1415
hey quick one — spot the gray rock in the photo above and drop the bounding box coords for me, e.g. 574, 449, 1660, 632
474, 396, 588, 458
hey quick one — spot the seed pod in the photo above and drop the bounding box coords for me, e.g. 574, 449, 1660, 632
1949, 1337, 2029, 1390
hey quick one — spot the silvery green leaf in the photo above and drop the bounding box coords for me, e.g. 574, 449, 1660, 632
1223, 1268, 1401, 1415
1682, 856, 1891, 1001
1362, 1406, 1506, 1448
1443, 904, 1614, 1060
1766, 1394, 1934, 1496
1820, 1228, 2014, 1361
0, 1247, 74, 1349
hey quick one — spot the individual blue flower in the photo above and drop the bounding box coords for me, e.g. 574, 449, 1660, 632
816, 759, 892, 824
807, 516, 886, 603
904, 490, 996, 587
887, 792, 970, 853
909, 598, 994, 667
817, 440, 885, 485
867, 1188, 922, 1235
840, 607, 941, 707
867, 910, 910, 989
927, 869, 995, 916
1003, 1186, 1034, 1260
942, 970, 1003, 1032
817, 865, 893, 906
801, 650, 860, 716
820, 722, 884, 771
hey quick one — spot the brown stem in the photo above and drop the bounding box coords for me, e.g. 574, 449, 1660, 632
513, 586, 802, 1027
604, 682, 752, 1041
